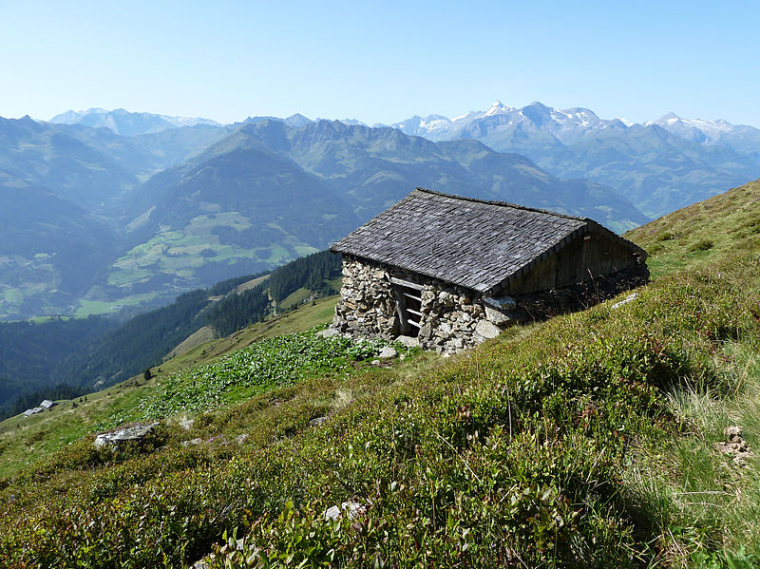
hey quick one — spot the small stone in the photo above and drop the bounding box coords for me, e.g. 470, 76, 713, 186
378, 346, 398, 359
182, 438, 204, 447
324, 499, 366, 521
371, 359, 381, 366
484, 305, 511, 324
235, 433, 250, 444
395, 335, 420, 348
310, 416, 328, 427
316, 328, 339, 339
324, 505, 342, 521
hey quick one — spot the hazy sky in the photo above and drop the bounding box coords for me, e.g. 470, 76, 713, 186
1, 0, 758, 126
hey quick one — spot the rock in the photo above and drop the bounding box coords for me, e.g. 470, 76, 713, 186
395, 335, 420, 348
324, 499, 367, 521
316, 328, 340, 339
310, 416, 328, 427
95, 422, 160, 450
611, 292, 639, 309
716, 425, 753, 467
726, 426, 743, 441
182, 438, 204, 447
484, 305, 511, 324
474, 319, 501, 339
235, 433, 250, 444
179, 417, 195, 431
378, 346, 397, 359
370, 359, 381, 366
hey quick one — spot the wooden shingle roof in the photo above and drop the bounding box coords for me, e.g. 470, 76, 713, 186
331, 188, 646, 294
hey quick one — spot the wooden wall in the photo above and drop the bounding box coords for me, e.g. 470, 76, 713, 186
499, 231, 640, 296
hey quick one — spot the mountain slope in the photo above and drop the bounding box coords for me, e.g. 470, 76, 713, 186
3, 179, 760, 566
627, 177, 760, 276
111, 138, 359, 299
0, 250, 341, 419
243, 119, 648, 230
0, 170, 117, 319
0, 116, 140, 215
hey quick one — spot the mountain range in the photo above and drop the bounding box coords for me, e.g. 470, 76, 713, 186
388, 102, 760, 217
50, 108, 221, 136
0, 111, 645, 320
3, 100, 760, 320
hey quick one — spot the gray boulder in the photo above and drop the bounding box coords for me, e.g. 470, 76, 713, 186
475, 319, 501, 339
378, 346, 398, 359
95, 422, 160, 450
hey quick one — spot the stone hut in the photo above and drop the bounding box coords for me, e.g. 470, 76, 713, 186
330, 188, 648, 354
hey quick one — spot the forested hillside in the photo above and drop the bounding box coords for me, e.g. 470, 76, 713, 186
0, 251, 341, 419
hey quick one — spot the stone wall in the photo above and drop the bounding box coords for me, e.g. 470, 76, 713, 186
333, 256, 505, 354
333, 256, 399, 339
333, 255, 649, 355
417, 282, 489, 353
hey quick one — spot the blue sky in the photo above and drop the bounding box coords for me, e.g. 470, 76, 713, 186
1, 0, 758, 126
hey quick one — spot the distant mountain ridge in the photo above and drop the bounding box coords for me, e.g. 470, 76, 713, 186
49, 108, 221, 136
388, 100, 760, 148
0, 112, 644, 320
386, 101, 760, 217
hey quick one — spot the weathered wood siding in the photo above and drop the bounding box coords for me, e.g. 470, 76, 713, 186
500, 231, 639, 295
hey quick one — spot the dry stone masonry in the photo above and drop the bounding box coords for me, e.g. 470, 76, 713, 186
334, 256, 511, 354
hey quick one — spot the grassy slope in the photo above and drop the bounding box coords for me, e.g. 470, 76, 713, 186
627, 179, 760, 278
0, 297, 337, 479
625, 180, 760, 565
1, 183, 760, 567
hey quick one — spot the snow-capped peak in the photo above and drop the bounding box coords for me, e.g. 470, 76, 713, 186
483, 100, 513, 117
655, 112, 682, 125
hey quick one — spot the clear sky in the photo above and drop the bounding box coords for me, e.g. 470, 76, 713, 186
1, 0, 758, 126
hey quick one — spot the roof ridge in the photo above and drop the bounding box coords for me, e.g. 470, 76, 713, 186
414, 187, 591, 222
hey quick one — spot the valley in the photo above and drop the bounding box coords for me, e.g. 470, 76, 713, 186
2, 103, 720, 321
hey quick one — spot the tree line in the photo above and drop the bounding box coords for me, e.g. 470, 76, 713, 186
0, 250, 343, 420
